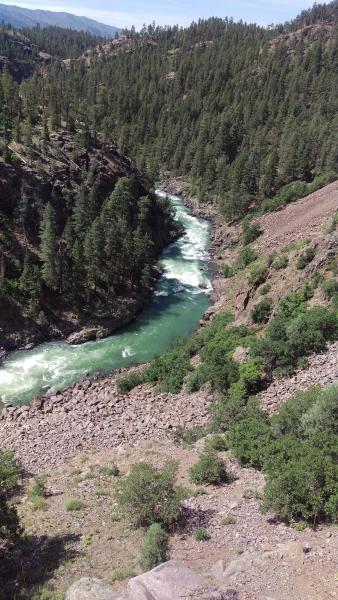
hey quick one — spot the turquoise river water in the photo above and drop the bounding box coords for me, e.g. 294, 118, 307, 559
0, 194, 212, 405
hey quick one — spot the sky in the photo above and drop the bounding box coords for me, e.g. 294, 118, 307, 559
0, 0, 316, 29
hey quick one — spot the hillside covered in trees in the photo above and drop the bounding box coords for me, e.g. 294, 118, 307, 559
0, 1, 337, 353
24, 0, 338, 219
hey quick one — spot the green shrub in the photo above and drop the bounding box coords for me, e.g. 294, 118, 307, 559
64, 499, 85, 512
296, 247, 316, 270
242, 219, 262, 245
321, 279, 338, 299
144, 339, 193, 393
28, 476, 47, 499
327, 211, 338, 233
252, 304, 338, 376
259, 283, 271, 296
301, 384, 338, 438
204, 434, 228, 452
248, 263, 268, 286
171, 426, 206, 446
111, 566, 134, 582
140, 524, 169, 571
0, 450, 21, 541
238, 358, 264, 394
99, 464, 119, 477
186, 364, 209, 392
228, 411, 273, 469
251, 298, 272, 324
262, 445, 337, 524
115, 461, 185, 528
116, 371, 145, 394
273, 255, 288, 270
221, 263, 235, 278
30, 496, 49, 512
199, 346, 239, 391
239, 247, 258, 267
222, 515, 236, 525
271, 387, 318, 438
194, 528, 210, 541
189, 449, 228, 485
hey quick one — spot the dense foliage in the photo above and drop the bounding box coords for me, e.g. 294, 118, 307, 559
7, 2, 335, 218
0, 450, 21, 541
115, 461, 185, 528
228, 385, 338, 525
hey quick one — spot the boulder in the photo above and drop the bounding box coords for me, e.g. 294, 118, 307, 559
128, 560, 223, 600
65, 577, 125, 600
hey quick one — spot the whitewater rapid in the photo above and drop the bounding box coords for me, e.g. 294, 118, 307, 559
0, 194, 212, 404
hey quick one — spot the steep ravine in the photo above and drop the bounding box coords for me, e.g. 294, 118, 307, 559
0, 194, 212, 405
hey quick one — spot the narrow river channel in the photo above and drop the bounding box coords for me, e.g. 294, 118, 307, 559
0, 194, 212, 404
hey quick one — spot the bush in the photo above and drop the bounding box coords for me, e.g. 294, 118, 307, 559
199, 345, 239, 391
262, 445, 337, 524
28, 476, 47, 499
0, 450, 21, 541
111, 566, 134, 582
140, 524, 169, 571
321, 278, 338, 299
228, 411, 273, 469
30, 496, 49, 511
222, 515, 236, 525
99, 464, 119, 477
239, 247, 258, 267
259, 283, 271, 296
171, 426, 206, 446
248, 263, 268, 286
273, 255, 288, 270
242, 219, 262, 245
251, 298, 272, 324
189, 449, 228, 485
116, 371, 145, 394
221, 263, 235, 278
64, 499, 85, 511
144, 339, 193, 393
116, 461, 185, 528
301, 384, 338, 438
204, 434, 228, 452
296, 247, 316, 270
194, 528, 210, 541
252, 303, 338, 376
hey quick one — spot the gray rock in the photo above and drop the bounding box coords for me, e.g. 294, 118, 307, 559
128, 560, 223, 600
65, 577, 125, 600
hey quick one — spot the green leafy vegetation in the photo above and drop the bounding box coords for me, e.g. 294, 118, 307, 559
226, 384, 338, 525
250, 298, 273, 324
64, 499, 85, 512
194, 528, 210, 541
296, 247, 316, 270
99, 464, 120, 477
222, 515, 236, 525
189, 449, 228, 485
140, 523, 169, 571
115, 461, 186, 528
0, 450, 21, 541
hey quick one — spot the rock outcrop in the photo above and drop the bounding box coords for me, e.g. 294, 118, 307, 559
65, 577, 126, 600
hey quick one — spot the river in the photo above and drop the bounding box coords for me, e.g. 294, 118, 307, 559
0, 194, 212, 405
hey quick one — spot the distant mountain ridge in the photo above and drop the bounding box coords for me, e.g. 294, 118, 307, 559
0, 3, 120, 37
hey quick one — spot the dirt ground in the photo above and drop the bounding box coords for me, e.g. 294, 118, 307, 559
5, 439, 337, 600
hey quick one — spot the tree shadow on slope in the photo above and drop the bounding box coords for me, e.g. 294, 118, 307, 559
0, 532, 81, 599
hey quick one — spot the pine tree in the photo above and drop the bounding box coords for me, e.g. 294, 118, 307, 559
40, 203, 58, 290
